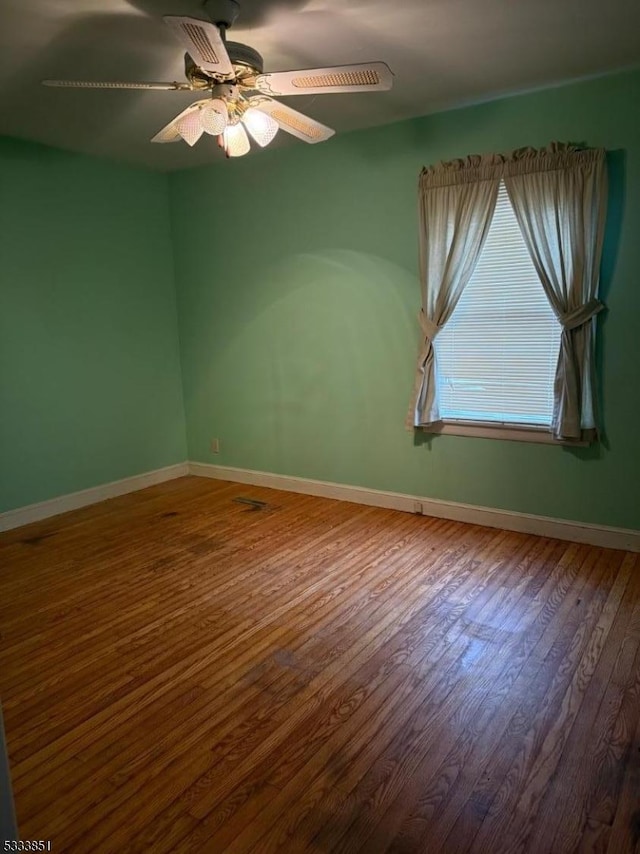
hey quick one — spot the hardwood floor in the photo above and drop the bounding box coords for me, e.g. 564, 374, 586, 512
1, 475, 639, 853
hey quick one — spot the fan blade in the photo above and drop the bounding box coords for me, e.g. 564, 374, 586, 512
252, 62, 393, 96
249, 97, 334, 144
42, 79, 191, 90
163, 16, 233, 76
151, 101, 206, 144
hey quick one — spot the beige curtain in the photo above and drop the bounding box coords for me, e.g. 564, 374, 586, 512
410, 161, 500, 426
503, 147, 608, 440
409, 143, 608, 440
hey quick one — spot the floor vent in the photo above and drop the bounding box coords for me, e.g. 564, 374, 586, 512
233, 497, 269, 511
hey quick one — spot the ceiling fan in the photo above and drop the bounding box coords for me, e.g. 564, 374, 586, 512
42, 0, 394, 158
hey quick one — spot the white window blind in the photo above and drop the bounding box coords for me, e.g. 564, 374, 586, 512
436, 181, 561, 427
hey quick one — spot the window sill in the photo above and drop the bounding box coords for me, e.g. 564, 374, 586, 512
425, 420, 589, 446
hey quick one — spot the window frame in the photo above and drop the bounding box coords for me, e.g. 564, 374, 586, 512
432, 180, 565, 444
425, 419, 588, 446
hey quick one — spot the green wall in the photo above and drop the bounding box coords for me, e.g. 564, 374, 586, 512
2, 70, 638, 528
169, 68, 640, 530
0, 138, 186, 512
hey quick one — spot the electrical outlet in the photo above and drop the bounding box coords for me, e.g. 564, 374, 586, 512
413, 501, 423, 515
210, 438, 220, 454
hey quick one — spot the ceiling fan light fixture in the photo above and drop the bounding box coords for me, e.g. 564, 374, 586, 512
223, 122, 250, 157
177, 110, 204, 146
43, 11, 393, 159
242, 107, 279, 148
200, 98, 228, 135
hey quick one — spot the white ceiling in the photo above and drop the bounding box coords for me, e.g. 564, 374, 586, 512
1, 0, 639, 171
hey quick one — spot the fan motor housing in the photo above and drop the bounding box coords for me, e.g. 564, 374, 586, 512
226, 42, 264, 76
184, 43, 263, 88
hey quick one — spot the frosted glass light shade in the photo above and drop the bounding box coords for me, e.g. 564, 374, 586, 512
223, 123, 250, 157
177, 110, 204, 146
200, 99, 228, 135
242, 107, 279, 147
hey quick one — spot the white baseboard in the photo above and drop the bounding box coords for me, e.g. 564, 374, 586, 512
0, 463, 189, 533
189, 462, 640, 553
4, 460, 638, 552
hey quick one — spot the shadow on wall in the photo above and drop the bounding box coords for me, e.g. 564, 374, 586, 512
594, 147, 626, 451
600, 149, 626, 301
192, 248, 418, 481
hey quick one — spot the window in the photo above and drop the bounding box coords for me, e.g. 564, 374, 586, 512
411, 144, 606, 443
436, 181, 561, 431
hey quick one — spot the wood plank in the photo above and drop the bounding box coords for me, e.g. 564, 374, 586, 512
226, 536, 548, 853
443, 547, 622, 854
55, 523, 493, 850
529, 556, 640, 852
485, 551, 635, 852
1, 476, 638, 853
328, 539, 597, 854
